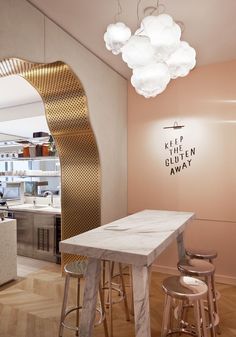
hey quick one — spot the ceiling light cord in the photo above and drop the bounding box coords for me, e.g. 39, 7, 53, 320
144, 1, 165, 16
137, 0, 142, 27
176, 21, 185, 33
114, 0, 122, 22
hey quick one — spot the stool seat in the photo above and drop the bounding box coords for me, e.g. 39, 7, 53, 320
163, 275, 208, 300
186, 248, 218, 261
178, 257, 215, 277
64, 260, 87, 277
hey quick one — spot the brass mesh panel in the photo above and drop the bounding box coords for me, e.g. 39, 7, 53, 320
0, 58, 100, 267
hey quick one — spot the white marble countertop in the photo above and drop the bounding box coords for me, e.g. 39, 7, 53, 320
60, 209, 195, 266
0, 218, 16, 224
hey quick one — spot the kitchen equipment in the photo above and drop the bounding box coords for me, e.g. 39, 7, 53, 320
33, 132, 49, 138
29, 145, 36, 157
35, 144, 42, 156
42, 143, 49, 156
2, 186, 20, 200
33, 213, 56, 262
6, 210, 60, 263
23, 146, 30, 157
55, 215, 61, 264
24, 181, 48, 196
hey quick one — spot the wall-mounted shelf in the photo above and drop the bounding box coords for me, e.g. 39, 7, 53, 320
0, 135, 50, 146
0, 156, 59, 162
0, 175, 60, 178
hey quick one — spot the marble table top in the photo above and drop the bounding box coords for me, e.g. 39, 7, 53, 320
60, 210, 195, 266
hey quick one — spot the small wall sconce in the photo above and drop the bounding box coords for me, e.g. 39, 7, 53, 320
163, 121, 185, 130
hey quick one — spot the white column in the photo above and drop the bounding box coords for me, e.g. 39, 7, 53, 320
132, 265, 151, 337
176, 232, 185, 260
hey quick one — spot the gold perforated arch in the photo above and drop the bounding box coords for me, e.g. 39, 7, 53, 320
0, 58, 100, 267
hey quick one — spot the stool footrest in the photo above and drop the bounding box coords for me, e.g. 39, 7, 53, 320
165, 328, 199, 336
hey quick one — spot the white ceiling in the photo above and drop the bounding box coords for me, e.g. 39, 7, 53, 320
0, 75, 42, 108
0, 116, 49, 138
28, 0, 236, 78
0, 75, 48, 139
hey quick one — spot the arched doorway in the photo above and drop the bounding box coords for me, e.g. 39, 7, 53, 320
0, 58, 100, 266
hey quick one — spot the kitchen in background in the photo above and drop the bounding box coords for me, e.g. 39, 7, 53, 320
0, 75, 61, 265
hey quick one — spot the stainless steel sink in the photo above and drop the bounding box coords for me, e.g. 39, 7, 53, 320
9, 204, 60, 211
28, 205, 47, 209
11, 204, 47, 210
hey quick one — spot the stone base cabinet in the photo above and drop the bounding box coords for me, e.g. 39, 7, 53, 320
0, 219, 17, 285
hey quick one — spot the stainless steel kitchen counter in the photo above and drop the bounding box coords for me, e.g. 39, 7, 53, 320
0, 203, 61, 215
0, 205, 61, 263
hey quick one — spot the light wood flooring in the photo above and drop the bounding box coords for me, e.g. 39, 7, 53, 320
0, 258, 235, 337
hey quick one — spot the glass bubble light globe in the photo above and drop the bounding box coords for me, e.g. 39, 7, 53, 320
104, 22, 131, 55
131, 63, 171, 98
121, 35, 156, 69
166, 41, 196, 79
139, 14, 181, 61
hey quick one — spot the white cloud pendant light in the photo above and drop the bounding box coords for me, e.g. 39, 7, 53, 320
104, 13, 196, 98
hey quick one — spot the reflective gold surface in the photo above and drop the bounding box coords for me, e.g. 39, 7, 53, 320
0, 58, 100, 268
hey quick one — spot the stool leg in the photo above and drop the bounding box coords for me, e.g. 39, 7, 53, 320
161, 294, 172, 337
75, 278, 80, 336
102, 261, 110, 308
58, 274, 70, 337
108, 261, 113, 337
111, 261, 115, 279
211, 273, 221, 335
193, 300, 202, 337
182, 300, 189, 330
119, 263, 130, 321
129, 266, 134, 316
176, 299, 184, 332
200, 299, 208, 337
206, 276, 216, 337
102, 260, 106, 289
99, 283, 109, 337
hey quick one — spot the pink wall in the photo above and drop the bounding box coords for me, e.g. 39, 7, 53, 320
128, 59, 236, 284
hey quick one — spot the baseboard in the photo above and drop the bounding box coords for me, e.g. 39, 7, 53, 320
152, 264, 236, 286
213, 274, 236, 286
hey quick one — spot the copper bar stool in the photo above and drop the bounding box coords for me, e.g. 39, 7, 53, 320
58, 260, 108, 337
161, 275, 208, 337
102, 260, 130, 337
178, 257, 219, 337
186, 248, 221, 333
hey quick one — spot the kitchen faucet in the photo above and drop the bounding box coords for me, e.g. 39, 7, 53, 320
43, 191, 54, 207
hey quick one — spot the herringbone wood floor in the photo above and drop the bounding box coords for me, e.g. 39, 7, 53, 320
0, 263, 235, 337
